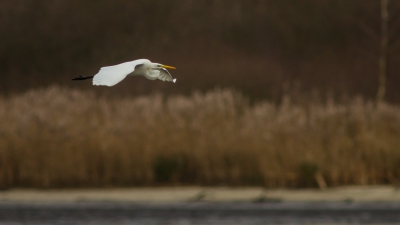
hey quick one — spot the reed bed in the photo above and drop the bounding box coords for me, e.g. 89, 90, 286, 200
0, 86, 399, 188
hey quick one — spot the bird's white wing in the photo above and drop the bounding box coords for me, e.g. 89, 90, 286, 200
158, 68, 176, 83
92, 59, 148, 86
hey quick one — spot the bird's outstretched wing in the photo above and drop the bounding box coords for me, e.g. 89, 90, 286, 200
92, 60, 147, 86
158, 68, 176, 83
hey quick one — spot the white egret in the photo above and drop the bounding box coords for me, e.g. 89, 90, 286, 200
72, 59, 177, 86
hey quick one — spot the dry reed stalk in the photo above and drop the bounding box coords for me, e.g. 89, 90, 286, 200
0, 86, 399, 188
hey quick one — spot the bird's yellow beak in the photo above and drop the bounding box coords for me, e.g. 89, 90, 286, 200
161, 64, 176, 70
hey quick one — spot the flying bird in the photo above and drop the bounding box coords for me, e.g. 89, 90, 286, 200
72, 59, 176, 86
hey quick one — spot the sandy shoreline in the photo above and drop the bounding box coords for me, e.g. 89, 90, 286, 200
0, 186, 399, 203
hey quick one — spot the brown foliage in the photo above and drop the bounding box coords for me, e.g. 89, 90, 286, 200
0, 86, 399, 188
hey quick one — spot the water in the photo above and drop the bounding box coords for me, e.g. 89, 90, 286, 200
0, 202, 399, 225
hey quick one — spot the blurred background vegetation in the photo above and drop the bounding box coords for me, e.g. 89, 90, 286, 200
2, 0, 400, 102
1, 0, 400, 188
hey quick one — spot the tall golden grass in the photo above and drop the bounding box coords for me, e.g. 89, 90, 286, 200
0, 86, 399, 188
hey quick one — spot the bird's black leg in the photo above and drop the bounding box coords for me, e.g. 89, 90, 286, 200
72, 75, 94, 80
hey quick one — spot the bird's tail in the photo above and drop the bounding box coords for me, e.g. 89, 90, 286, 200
72, 75, 94, 80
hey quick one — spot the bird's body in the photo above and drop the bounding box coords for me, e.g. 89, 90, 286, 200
72, 59, 176, 86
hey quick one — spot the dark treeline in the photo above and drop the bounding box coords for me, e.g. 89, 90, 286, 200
2, 0, 400, 102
